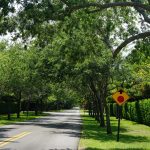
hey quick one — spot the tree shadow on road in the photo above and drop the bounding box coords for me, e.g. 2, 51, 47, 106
0, 127, 16, 139
35, 121, 82, 138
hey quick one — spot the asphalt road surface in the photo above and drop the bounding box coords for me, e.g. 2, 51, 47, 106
0, 107, 81, 150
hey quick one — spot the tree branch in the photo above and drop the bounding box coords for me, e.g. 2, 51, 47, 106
60, 0, 70, 6
45, 2, 150, 21
113, 31, 150, 58
131, 0, 150, 24
68, 2, 150, 13
140, 11, 150, 24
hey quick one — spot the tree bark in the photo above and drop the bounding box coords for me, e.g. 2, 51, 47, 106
40, 99, 43, 114
35, 99, 39, 116
69, 2, 150, 13
100, 75, 112, 134
103, 96, 112, 134
7, 101, 11, 120
94, 95, 100, 122
113, 32, 150, 58
88, 99, 92, 116
131, 0, 150, 24
17, 90, 21, 118
89, 81, 105, 127
91, 101, 94, 117
27, 95, 31, 117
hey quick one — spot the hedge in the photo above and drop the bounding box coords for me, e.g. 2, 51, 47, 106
0, 102, 17, 114
110, 99, 150, 126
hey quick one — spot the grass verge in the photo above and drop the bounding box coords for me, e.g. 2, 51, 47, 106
79, 112, 150, 150
0, 112, 47, 126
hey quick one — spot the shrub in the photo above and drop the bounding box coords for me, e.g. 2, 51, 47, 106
110, 99, 150, 126
139, 99, 150, 125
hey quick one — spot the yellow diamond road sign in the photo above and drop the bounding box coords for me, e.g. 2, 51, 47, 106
112, 90, 129, 106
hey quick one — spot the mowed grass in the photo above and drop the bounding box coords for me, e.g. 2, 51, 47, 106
79, 112, 150, 150
0, 112, 47, 126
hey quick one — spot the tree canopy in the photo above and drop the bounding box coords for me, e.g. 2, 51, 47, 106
0, 0, 149, 132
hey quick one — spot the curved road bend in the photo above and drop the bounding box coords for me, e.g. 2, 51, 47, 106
0, 107, 81, 150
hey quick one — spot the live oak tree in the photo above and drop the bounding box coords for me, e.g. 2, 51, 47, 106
46, 3, 149, 133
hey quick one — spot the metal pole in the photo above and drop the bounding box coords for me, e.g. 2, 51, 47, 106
117, 105, 121, 142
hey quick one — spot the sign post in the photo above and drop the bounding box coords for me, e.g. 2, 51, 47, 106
117, 105, 121, 142
112, 89, 129, 142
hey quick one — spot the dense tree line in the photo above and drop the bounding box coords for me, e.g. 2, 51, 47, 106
0, 43, 80, 119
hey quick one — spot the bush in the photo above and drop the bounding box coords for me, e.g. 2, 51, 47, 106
110, 99, 150, 126
139, 99, 150, 125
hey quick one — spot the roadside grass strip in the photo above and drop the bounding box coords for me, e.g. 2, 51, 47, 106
0, 131, 31, 148
0, 112, 48, 126
79, 112, 150, 150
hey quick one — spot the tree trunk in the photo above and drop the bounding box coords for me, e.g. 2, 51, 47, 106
103, 97, 112, 134
101, 87, 112, 134
8, 113, 11, 120
26, 102, 29, 117
97, 93, 105, 127
17, 90, 21, 118
94, 95, 100, 122
35, 99, 39, 116
100, 74, 112, 134
27, 95, 31, 117
91, 101, 94, 117
88, 100, 92, 116
89, 81, 105, 127
40, 99, 43, 114
7, 102, 11, 120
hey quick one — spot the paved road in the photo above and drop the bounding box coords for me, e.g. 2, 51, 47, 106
0, 108, 81, 150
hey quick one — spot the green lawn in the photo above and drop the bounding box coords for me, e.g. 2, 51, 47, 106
79, 112, 150, 150
0, 112, 47, 126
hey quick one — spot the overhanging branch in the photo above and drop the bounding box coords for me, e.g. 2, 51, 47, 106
68, 2, 150, 13
131, 0, 150, 24
60, 0, 70, 6
113, 32, 150, 58
46, 2, 150, 21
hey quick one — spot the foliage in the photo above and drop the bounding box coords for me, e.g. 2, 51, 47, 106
110, 38, 150, 98
0, 41, 80, 114
0, 44, 27, 95
111, 99, 150, 126
47, 83, 80, 110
